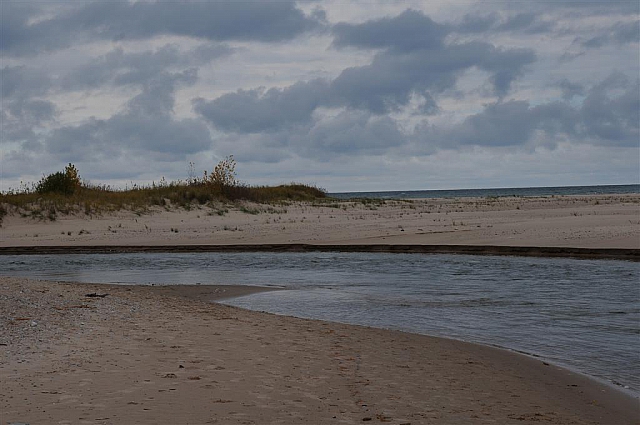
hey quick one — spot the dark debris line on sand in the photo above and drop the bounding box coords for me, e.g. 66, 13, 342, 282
0, 244, 638, 260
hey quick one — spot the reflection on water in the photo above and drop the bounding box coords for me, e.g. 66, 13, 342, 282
1, 252, 638, 393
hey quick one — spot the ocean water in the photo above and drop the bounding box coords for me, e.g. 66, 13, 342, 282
329, 184, 640, 199
1, 252, 638, 394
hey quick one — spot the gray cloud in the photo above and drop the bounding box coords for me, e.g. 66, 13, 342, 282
1, 65, 51, 99
456, 13, 499, 33
197, 38, 535, 127
61, 44, 232, 91
1, 65, 57, 151
422, 100, 577, 148
544, 0, 639, 13
2, 2, 637, 191
332, 9, 449, 52
302, 110, 405, 158
331, 10, 535, 103
1, 99, 56, 152
45, 71, 211, 161
196, 9, 536, 135
415, 73, 639, 150
217, 71, 636, 161
556, 79, 585, 100
194, 79, 331, 133
456, 12, 553, 34
580, 73, 639, 144
211, 109, 406, 163
2, 1, 322, 56
581, 20, 639, 49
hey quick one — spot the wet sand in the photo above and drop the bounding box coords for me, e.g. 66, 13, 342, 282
1, 243, 637, 260
2, 277, 638, 425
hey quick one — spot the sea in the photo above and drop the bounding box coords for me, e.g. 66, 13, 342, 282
2, 251, 638, 395
329, 183, 639, 199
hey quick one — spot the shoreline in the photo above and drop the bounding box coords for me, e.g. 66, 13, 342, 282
215, 287, 640, 400
218, 293, 639, 399
2, 277, 638, 424
1, 243, 639, 261
2, 277, 637, 396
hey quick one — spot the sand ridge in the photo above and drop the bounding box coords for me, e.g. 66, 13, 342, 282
1, 194, 639, 249
2, 277, 638, 424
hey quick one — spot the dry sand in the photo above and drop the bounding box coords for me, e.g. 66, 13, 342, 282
2, 277, 638, 425
1, 194, 639, 249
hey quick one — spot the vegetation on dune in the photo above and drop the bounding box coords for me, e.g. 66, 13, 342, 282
35, 163, 81, 196
0, 156, 327, 222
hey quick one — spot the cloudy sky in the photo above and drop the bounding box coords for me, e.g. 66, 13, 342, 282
1, 1, 638, 192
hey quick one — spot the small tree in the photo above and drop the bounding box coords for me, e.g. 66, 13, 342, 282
65, 163, 81, 187
36, 163, 81, 195
207, 156, 237, 192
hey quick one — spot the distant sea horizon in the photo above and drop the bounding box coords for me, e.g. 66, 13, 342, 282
329, 183, 640, 200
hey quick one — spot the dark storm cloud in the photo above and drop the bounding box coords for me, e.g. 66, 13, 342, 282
1, 1, 321, 56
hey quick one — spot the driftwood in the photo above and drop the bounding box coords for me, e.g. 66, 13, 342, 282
85, 293, 108, 298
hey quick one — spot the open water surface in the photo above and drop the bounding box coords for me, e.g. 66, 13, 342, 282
1, 252, 638, 394
330, 183, 639, 199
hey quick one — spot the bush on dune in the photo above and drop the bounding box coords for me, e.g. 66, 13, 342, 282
35, 163, 81, 196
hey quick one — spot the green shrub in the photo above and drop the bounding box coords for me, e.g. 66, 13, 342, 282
36, 164, 81, 196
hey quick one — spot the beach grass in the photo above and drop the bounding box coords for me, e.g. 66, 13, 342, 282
0, 182, 326, 218
0, 162, 326, 221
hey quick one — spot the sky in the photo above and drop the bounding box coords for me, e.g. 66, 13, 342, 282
1, 1, 639, 192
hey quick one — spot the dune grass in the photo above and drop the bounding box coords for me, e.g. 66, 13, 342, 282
0, 182, 327, 219
0, 162, 327, 222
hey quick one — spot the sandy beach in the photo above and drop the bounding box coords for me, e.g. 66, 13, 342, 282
1, 195, 639, 424
1, 194, 639, 249
2, 277, 638, 425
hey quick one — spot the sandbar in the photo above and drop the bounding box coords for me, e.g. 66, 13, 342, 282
1, 194, 639, 250
2, 277, 638, 424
